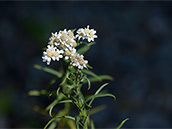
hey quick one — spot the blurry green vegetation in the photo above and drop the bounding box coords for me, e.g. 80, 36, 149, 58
0, 89, 15, 115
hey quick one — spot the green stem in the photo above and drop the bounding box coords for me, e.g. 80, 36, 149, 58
75, 69, 88, 129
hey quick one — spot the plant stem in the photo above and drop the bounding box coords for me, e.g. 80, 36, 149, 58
75, 69, 88, 129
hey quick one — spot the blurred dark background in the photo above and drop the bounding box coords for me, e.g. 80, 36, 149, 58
1, 1, 172, 128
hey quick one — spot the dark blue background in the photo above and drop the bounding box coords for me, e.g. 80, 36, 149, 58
0, 1, 172, 128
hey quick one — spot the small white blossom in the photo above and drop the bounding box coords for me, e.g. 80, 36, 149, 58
49, 32, 58, 41
70, 54, 88, 69
76, 25, 97, 42
52, 49, 64, 61
42, 45, 56, 65
64, 47, 76, 60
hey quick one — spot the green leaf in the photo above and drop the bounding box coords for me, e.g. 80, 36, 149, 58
60, 70, 70, 85
76, 116, 80, 129
28, 90, 48, 96
67, 120, 76, 129
85, 77, 91, 90
86, 93, 116, 102
44, 115, 75, 129
91, 120, 95, 129
58, 100, 73, 104
82, 69, 101, 81
88, 75, 114, 82
88, 83, 109, 106
28, 90, 40, 96
56, 87, 61, 96
95, 83, 109, 95
78, 42, 95, 54
46, 93, 64, 110
115, 118, 129, 129
34, 64, 62, 78
89, 105, 106, 115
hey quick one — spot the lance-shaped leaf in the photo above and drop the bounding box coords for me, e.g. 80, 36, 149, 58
34, 64, 62, 78
82, 69, 101, 81
78, 42, 95, 55
44, 115, 75, 129
91, 120, 95, 129
115, 118, 129, 129
86, 93, 116, 103
60, 70, 70, 85
87, 83, 115, 106
88, 75, 114, 82
28, 90, 48, 96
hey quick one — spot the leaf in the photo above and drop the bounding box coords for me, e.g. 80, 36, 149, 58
56, 87, 61, 96
76, 116, 80, 129
49, 99, 73, 117
91, 120, 95, 129
95, 83, 109, 95
28, 90, 40, 96
28, 90, 48, 96
88, 75, 114, 82
85, 77, 91, 90
60, 70, 70, 85
82, 69, 101, 81
89, 105, 106, 115
115, 118, 129, 129
78, 42, 95, 54
67, 120, 76, 129
86, 93, 116, 103
88, 83, 110, 106
44, 115, 75, 129
34, 64, 62, 78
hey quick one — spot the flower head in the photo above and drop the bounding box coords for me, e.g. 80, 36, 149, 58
76, 25, 97, 42
42, 45, 56, 65
70, 54, 88, 69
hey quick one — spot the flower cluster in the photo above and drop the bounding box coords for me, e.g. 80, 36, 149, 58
42, 25, 97, 69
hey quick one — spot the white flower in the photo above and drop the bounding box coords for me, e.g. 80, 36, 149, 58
49, 32, 58, 41
70, 54, 88, 69
64, 47, 76, 60
76, 25, 97, 42
42, 45, 56, 65
52, 49, 64, 61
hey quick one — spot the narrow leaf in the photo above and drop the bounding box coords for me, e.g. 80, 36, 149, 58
89, 105, 106, 115
85, 77, 91, 90
44, 116, 75, 129
86, 93, 116, 102
95, 83, 109, 95
34, 64, 62, 78
88, 75, 114, 82
60, 70, 70, 85
82, 69, 101, 81
78, 42, 95, 54
115, 118, 129, 129
91, 120, 95, 129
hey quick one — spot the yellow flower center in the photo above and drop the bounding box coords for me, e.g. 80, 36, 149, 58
71, 53, 76, 58
72, 40, 77, 47
47, 51, 53, 57
55, 37, 60, 42
89, 33, 94, 38
79, 32, 84, 36
65, 49, 71, 56
68, 31, 74, 38
60, 43, 65, 48
54, 51, 59, 57
84, 28, 90, 34
76, 56, 85, 65
66, 39, 72, 44
61, 33, 68, 41
49, 40, 54, 45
